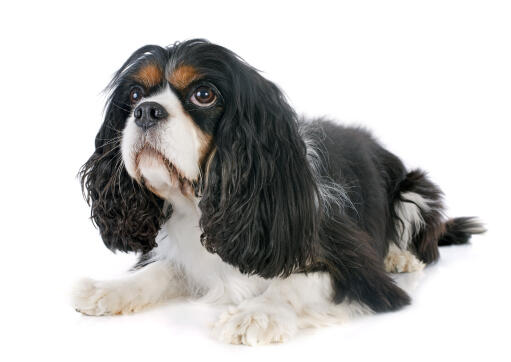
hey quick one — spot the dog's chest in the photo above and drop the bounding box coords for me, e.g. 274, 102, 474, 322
156, 194, 269, 303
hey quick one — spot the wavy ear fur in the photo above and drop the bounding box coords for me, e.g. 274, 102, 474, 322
199, 61, 320, 278
80, 45, 169, 253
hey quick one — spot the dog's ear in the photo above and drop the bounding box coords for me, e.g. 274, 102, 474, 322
80, 46, 169, 253
198, 64, 320, 278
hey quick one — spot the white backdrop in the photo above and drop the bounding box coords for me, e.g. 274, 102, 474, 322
1, 1, 510, 361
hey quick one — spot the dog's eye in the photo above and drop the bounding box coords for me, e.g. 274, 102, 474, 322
191, 86, 216, 106
129, 87, 143, 104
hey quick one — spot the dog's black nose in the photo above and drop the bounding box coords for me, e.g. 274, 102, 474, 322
133, 102, 168, 130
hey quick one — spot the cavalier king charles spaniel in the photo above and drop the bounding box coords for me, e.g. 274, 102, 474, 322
72, 39, 484, 345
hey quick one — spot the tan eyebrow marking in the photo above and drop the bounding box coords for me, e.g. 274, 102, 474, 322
133, 64, 163, 88
168, 64, 201, 90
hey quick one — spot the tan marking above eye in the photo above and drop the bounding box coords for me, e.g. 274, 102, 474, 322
134, 64, 163, 88
168, 64, 201, 90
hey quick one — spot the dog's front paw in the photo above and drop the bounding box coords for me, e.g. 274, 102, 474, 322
71, 278, 135, 316
212, 304, 298, 346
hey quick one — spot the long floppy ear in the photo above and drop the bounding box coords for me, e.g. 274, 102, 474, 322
199, 65, 320, 278
80, 46, 169, 253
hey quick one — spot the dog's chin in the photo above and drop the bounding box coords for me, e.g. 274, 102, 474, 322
135, 146, 194, 198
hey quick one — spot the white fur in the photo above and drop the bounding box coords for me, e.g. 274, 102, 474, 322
71, 261, 185, 315
212, 273, 368, 346
394, 191, 431, 248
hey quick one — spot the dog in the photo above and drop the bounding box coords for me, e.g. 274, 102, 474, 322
72, 39, 485, 345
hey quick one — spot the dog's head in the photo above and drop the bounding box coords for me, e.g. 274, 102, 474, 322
81, 39, 320, 278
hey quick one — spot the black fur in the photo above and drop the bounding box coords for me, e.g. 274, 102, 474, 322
81, 39, 484, 313
197, 46, 320, 279
301, 122, 413, 310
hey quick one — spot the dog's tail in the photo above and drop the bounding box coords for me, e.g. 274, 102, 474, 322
392, 170, 486, 264
437, 217, 486, 246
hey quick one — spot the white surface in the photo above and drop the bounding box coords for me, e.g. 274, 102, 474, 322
1, 0, 509, 361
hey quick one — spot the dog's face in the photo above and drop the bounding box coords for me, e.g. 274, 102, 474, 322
81, 40, 320, 278
120, 55, 225, 198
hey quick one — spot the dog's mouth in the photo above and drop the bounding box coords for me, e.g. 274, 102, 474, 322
135, 145, 194, 197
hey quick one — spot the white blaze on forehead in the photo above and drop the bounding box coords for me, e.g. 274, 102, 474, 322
121, 85, 204, 193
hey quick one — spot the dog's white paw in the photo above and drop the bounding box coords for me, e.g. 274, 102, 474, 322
384, 244, 425, 273
212, 304, 297, 346
71, 278, 142, 316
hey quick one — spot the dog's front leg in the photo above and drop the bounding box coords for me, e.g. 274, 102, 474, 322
72, 260, 185, 316
212, 272, 369, 346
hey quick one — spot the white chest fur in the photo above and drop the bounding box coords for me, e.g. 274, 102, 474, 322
150, 192, 269, 304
